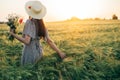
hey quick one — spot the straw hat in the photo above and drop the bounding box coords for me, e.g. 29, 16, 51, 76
25, 0, 46, 19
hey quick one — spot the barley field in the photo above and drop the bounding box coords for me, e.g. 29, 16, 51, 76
0, 20, 120, 80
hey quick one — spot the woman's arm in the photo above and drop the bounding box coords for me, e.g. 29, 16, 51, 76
46, 37, 66, 59
10, 31, 31, 45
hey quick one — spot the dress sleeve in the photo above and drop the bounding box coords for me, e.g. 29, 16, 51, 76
22, 20, 36, 38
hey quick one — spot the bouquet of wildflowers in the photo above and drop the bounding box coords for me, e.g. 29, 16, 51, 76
7, 14, 23, 41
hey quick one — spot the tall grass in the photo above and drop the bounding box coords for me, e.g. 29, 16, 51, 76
0, 20, 120, 80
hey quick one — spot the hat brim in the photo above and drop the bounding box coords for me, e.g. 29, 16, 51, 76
25, 1, 46, 19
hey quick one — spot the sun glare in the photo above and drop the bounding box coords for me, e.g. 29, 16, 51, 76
0, 0, 120, 22
47, 0, 105, 20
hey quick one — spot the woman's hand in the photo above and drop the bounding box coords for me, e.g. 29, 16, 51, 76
58, 52, 66, 59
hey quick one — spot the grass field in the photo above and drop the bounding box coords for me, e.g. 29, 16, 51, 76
0, 20, 120, 80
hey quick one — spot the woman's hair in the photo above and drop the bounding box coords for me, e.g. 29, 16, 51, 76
32, 19, 46, 38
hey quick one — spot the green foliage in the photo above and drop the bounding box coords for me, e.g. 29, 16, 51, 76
0, 20, 120, 80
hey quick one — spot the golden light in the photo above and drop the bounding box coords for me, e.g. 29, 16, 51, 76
46, 0, 105, 20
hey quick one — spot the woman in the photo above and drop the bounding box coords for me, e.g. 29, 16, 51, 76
10, 1, 66, 65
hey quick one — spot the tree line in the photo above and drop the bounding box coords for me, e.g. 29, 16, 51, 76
0, 14, 119, 24
67, 14, 119, 21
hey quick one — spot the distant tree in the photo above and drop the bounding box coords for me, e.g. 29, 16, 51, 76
112, 14, 118, 20
94, 17, 101, 20
70, 16, 80, 21
84, 18, 93, 20
0, 22, 4, 24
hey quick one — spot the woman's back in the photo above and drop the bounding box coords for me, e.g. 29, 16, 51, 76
21, 19, 43, 65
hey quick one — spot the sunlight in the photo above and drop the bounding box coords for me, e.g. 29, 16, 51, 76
0, 0, 120, 22
47, 0, 105, 20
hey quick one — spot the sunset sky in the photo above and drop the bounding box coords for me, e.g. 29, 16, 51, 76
0, 0, 120, 22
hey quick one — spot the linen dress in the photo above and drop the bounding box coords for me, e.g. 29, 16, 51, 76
21, 19, 49, 65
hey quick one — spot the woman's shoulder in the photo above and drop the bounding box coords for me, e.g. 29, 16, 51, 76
26, 19, 31, 23
24, 19, 32, 28
25, 19, 34, 26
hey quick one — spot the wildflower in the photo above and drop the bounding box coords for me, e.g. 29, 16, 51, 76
6, 14, 23, 41
19, 18, 23, 24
